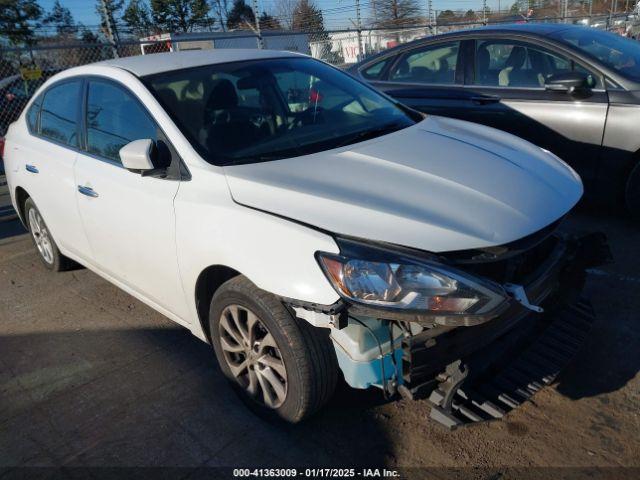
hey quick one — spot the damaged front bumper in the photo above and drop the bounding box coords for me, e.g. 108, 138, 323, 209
289, 230, 611, 424
403, 232, 611, 393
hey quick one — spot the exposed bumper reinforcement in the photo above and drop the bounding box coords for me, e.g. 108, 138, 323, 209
427, 297, 596, 429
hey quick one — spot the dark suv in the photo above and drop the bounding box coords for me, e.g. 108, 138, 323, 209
349, 24, 640, 217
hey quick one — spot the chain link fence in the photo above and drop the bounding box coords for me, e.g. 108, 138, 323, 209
0, 12, 637, 135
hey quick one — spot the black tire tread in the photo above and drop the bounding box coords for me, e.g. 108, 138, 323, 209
210, 275, 338, 422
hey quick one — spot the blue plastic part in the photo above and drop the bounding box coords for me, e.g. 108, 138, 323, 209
334, 346, 404, 390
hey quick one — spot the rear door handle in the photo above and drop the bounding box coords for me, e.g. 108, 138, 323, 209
77, 185, 99, 198
25, 164, 39, 174
470, 95, 501, 105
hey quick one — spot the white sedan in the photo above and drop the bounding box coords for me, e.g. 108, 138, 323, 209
3, 50, 597, 423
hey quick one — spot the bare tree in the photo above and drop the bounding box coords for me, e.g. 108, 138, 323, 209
212, 0, 230, 30
373, 0, 422, 28
275, 0, 297, 29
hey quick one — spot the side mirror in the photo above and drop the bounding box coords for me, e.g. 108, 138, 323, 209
545, 72, 591, 94
119, 139, 155, 172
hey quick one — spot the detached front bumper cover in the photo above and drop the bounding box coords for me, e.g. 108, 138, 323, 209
402, 232, 612, 428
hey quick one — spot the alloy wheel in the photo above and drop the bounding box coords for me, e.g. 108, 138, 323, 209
219, 304, 288, 409
28, 208, 54, 264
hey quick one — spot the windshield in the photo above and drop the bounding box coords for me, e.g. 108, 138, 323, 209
144, 57, 416, 166
551, 28, 640, 82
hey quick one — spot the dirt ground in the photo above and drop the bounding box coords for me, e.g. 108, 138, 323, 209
0, 210, 639, 479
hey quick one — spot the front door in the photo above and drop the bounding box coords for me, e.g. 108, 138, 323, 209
74, 78, 188, 320
461, 38, 608, 194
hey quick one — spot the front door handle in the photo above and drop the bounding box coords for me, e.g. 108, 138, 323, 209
25, 164, 39, 174
470, 95, 501, 105
77, 185, 99, 198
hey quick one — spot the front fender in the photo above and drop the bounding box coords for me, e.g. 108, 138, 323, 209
175, 165, 341, 332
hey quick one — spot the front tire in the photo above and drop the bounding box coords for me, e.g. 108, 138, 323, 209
24, 197, 73, 271
209, 276, 338, 423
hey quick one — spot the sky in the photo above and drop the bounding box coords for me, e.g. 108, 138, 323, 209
37, 0, 508, 31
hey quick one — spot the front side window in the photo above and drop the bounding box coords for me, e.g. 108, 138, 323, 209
388, 42, 460, 85
474, 40, 600, 89
40, 81, 81, 147
144, 57, 415, 166
86, 81, 158, 162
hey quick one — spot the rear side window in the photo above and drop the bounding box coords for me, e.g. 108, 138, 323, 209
86, 81, 158, 163
26, 94, 43, 133
389, 42, 460, 85
40, 81, 81, 147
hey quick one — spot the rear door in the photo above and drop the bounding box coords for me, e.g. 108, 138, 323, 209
74, 78, 188, 319
461, 37, 608, 192
16, 80, 92, 259
364, 39, 477, 119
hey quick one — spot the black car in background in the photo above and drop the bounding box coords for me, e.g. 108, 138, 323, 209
0, 70, 60, 136
349, 24, 640, 217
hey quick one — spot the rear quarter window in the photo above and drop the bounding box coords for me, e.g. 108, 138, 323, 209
361, 58, 390, 80
26, 94, 43, 133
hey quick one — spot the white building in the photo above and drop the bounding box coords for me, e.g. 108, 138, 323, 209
139, 31, 311, 55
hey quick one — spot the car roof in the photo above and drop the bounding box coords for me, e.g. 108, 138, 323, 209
429, 22, 582, 40
93, 49, 306, 77
462, 22, 577, 35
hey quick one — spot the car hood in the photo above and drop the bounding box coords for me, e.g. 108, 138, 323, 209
223, 116, 582, 253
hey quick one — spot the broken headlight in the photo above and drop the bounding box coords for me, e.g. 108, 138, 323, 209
316, 239, 508, 317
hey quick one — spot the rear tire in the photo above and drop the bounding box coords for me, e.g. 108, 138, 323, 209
626, 162, 640, 221
24, 197, 74, 271
208, 275, 338, 423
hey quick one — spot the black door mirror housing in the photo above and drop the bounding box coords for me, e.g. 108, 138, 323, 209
545, 72, 592, 94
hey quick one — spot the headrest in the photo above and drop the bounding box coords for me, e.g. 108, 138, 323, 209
506, 46, 527, 69
205, 79, 238, 111
477, 45, 490, 70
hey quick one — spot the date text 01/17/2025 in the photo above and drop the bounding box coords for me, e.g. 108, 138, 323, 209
232, 468, 401, 478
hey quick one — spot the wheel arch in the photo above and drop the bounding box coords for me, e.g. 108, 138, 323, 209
14, 186, 30, 228
194, 264, 242, 342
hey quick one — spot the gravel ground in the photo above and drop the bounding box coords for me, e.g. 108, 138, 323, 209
0, 211, 638, 479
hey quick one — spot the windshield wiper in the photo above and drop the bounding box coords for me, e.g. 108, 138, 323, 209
335, 122, 407, 148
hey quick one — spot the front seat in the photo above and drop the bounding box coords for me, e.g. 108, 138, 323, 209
476, 45, 491, 84
498, 46, 527, 87
203, 79, 257, 155
393, 58, 410, 80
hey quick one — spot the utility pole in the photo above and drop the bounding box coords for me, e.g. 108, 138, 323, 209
427, 0, 433, 27
609, 0, 618, 27
589, 0, 593, 19
252, 0, 264, 49
99, 0, 119, 58
355, 0, 363, 61
482, 0, 487, 24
